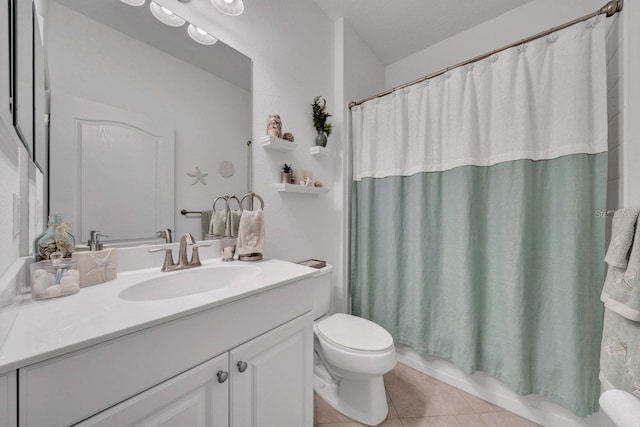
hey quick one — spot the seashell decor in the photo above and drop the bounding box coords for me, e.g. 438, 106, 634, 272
282, 132, 295, 142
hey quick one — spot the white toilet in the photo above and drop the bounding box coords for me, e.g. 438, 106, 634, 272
312, 265, 397, 426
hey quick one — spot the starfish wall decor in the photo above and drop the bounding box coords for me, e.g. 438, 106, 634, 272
187, 167, 208, 185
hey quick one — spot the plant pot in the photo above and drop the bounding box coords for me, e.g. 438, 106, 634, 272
315, 130, 327, 147
280, 172, 291, 184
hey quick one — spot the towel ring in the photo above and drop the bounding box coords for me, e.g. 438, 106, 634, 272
212, 196, 229, 213
240, 192, 265, 211
228, 195, 243, 212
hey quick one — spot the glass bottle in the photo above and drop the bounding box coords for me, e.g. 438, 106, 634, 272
33, 214, 76, 262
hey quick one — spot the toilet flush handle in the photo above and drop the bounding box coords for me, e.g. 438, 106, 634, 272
237, 361, 248, 373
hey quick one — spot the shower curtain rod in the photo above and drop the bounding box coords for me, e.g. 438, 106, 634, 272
348, 0, 623, 109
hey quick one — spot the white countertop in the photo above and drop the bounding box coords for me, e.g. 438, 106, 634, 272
0, 258, 315, 374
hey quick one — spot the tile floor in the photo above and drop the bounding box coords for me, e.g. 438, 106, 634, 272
313, 363, 540, 427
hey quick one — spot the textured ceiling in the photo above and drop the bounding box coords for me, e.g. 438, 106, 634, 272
314, 0, 535, 65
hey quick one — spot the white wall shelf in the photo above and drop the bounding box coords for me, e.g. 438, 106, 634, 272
275, 184, 329, 195
309, 146, 330, 157
261, 135, 297, 151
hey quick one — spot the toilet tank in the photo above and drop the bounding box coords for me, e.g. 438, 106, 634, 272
312, 264, 333, 320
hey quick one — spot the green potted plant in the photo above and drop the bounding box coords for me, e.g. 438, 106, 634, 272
311, 96, 332, 147
280, 163, 293, 184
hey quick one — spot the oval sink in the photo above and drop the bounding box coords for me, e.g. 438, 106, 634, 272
119, 265, 261, 301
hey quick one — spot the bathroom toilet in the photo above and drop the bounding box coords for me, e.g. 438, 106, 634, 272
312, 265, 397, 426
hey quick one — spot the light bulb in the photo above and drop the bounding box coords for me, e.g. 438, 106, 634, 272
119, 0, 145, 6
149, 2, 186, 27
211, 0, 244, 16
188, 24, 218, 45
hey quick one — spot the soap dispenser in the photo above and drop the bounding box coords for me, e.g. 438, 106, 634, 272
88, 230, 108, 251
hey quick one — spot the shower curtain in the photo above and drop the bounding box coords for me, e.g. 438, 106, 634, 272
351, 19, 607, 416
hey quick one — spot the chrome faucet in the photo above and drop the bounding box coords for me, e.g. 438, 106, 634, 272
148, 233, 211, 272
156, 229, 173, 243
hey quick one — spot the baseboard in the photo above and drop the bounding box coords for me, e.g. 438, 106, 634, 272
395, 345, 615, 427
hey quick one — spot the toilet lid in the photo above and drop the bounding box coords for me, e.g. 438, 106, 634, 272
316, 313, 394, 352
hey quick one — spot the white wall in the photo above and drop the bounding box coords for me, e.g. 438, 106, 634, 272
157, 0, 338, 268
605, 14, 623, 244
333, 18, 385, 312
385, 0, 604, 89
47, 2, 251, 240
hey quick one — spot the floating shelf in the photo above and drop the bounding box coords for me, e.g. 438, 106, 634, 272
261, 135, 297, 151
309, 146, 330, 157
275, 183, 330, 194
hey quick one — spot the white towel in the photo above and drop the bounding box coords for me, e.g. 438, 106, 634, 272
605, 209, 640, 268
602, 210, 640, 321
209, 211, 227, 237
237, 209, 264, 255
230, 210, 242, 238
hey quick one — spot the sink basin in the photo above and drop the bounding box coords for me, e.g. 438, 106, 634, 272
119, 265, 261, 301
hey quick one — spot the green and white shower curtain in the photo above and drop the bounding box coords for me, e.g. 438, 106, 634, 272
351, 19, 607, 416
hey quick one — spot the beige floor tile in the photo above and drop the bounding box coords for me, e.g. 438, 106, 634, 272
479, 412, 540, 426
458, 391, 503, 413
401, 414, 488, 427
384, 364, 475, 417
387, 392, 399, 419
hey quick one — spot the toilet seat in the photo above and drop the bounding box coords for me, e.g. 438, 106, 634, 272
316, 313, 394, 352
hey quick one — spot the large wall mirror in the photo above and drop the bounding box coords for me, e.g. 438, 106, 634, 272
43, 0, 252, 246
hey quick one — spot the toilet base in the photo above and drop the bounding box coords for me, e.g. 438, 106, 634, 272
313, 371, 389, 426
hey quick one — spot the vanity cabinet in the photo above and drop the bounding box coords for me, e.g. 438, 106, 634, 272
76, 353, 230, 427
230, 313, 313, 426
0, 372, 17, 427
18, 278, 314, 427
77, 314, 312, 427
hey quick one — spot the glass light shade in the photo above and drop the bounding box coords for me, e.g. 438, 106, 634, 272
187, 25, 218, 45
119, 0, 145, 6
210, 0, 244, 16
150, 2, 186, 27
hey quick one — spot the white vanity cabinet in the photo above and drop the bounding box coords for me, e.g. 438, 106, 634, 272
230, 313, 313, 426
77, 313, 313, 427
77, 353, 230, 427
17, 278, 314, 427
0, 372, 17, 427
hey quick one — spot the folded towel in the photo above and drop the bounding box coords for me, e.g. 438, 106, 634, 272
599, 309, 640, 398
201, 210, 213, 239
209, 211, 227, 237
237, 209, 264, 255
605, 209, 640, 269
602, 211, 640, 321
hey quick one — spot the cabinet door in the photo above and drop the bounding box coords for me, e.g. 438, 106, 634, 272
0, 371, 17, 427
230, 312, 313, 427
76, 353, 229, 427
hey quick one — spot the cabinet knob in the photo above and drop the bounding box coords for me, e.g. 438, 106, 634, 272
237, 361, 248, 373
217, 370, 229, 383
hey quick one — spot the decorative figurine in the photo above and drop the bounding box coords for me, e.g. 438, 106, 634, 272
283, 132, 295, 142
266, 114, 283, 138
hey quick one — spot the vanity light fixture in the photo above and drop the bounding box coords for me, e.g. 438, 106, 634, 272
119, 0, 145, 6
211, 0, 244, 16
149, 1, 186, 27
187, 24, 218, 45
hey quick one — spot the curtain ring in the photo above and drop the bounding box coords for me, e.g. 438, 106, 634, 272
546, 32, 559, 43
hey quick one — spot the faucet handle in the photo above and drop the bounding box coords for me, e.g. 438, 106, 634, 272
190, 243, 211, 267
148, 247, 176, 272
